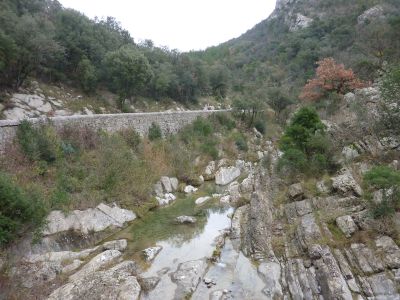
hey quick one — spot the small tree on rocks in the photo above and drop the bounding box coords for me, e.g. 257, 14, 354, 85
300, 58, 367, 102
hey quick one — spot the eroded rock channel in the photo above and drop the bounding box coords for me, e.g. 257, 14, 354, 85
3, 134, 400, 299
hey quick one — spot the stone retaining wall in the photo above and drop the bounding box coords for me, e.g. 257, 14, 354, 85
0, 110, 229, 152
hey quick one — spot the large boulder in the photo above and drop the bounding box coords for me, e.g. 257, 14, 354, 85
215, 166, 241, 185
43, 203, 136, 235
69, 250, 122, 282
375, 236, 400, 269
143, 246, 162, 262
47, 261, 141, 300
331, 169, 362, 197
240, 174, 253, 193
366, 273, 398, 298
175, 216, 197, 224
195, 196, 212, 205
311, 245, 353, 300
25, 247, 99, 264
288, 183, 304, 201
153, 181, 163, 197
170, 259, 207, 299
160, 176, 173, 193
336, 215, 357, 238
342, 146, 359, 162
11, 260, 62, 289
156, 193, 176, 206
184, 185, 198, 194
228, 181, 241, 202
350, 243, 384, 274
138, 276, 160, 292
203, 161, 216, 180
284, 199, 312, 223
170, 177, 179, 191
258, 261, 283, 298
296, 214, 322, 251
102, 239, 128, 252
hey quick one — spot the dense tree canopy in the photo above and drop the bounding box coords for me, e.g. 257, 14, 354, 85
0, 0, 226, 105
0, 0, 399, 110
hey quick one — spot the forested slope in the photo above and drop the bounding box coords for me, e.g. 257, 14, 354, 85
0, 0, 228, 107
194, 0, 400, 110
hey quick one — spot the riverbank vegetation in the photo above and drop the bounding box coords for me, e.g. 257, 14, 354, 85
0, 113, 266, 246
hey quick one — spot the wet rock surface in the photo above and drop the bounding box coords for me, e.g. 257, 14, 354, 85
175, 215, 197, 224
170, 259, 207, 299
143, 246, 163, 262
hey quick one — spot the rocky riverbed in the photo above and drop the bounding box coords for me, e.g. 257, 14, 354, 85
1, 110, 400, 299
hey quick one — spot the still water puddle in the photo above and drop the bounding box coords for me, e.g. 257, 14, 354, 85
110, 191, 266, 299
143, 206, 233, 276
111, 193, 232, 268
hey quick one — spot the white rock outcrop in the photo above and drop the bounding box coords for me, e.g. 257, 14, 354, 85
156, 193, 176, 206
215, 166, 241, 185
184, 185, 198, 194
175, 216, 197, 224
331, 169, 362, 196
289, 13, 313, 31
203, 161, 216, 180
43, 203, 136, 235
25, 247, 99, 264
69, 250, 122, 282
342, 146, 359, 162
358, 5, 385, 24
48, 261, 141, 300
288, 183, 304, 201
143, 246, 162, 261
195, 196, 212, 205
336, 215, 358, 238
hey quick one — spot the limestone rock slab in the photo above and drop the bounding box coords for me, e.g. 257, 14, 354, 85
215, 166, 241, 186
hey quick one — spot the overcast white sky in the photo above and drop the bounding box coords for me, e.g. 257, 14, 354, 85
58, 0, 276, 52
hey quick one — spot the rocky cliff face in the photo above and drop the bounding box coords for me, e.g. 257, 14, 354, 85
233, 86, 400, 299
231, 154, 399, 299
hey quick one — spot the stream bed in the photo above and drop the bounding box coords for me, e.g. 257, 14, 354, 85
111, 192, 266, 299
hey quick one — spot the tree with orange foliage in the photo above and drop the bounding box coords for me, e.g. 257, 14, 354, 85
300, 58, 367, 102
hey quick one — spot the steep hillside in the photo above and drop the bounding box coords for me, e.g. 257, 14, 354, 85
0, 0, 229, 116
196, 0, 400, 105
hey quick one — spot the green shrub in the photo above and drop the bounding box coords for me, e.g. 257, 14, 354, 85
17, 120, 40, 160
90, 134, 156, 204
278, 107, 336, 175
17, 120, 61, 162
364, 166, 400, 189
192, 117, 213, 137
120, 128, 141, 151
363, 166, 400, 218
235, 135, 248, 152
254, 119, 266, 135
278, 148, 308, 172
0, 173, 46, 246
214, 113, 236, 131
200, 139, 219, 159
148, 122, 162, 141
